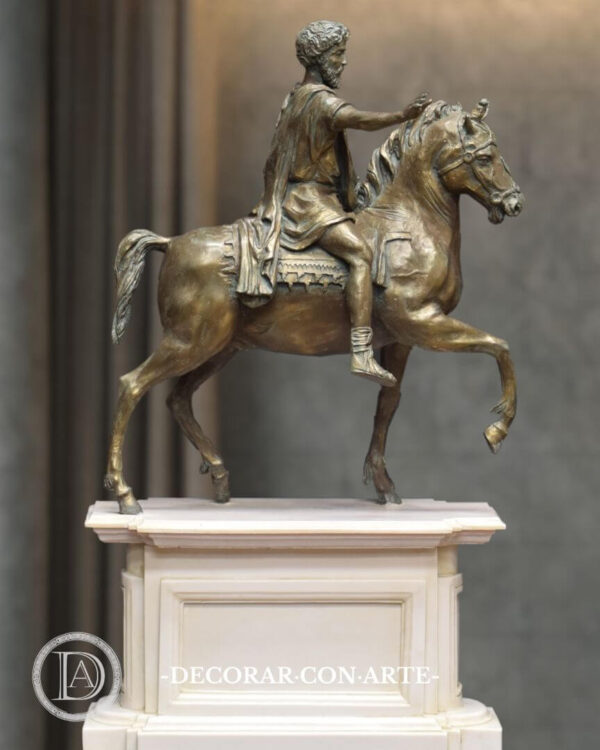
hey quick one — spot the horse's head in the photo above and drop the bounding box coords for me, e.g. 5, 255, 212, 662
437, 100, 524, 223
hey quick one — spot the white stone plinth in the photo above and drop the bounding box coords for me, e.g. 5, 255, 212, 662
83, 498, 505, 749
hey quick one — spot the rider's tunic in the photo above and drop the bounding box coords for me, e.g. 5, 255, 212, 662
279, 87, 356, 250
235, 83, 358, 305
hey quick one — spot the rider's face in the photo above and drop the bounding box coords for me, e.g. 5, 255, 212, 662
319, 44, 347, 88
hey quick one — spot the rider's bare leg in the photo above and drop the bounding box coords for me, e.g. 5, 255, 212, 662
320, 221, 396, 387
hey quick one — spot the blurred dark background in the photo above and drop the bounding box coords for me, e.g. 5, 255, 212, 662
0, 1, 598, 749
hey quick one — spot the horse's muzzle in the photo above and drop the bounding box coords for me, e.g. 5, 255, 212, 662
502, 190, 524, 217
488, 189, 524, 224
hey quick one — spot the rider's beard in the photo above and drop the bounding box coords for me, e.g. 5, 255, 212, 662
319, 59, 342, 89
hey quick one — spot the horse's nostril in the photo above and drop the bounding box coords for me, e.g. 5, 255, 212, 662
504, 195, 523, 216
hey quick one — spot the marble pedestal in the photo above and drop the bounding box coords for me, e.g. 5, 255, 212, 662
83, 497, 505, 749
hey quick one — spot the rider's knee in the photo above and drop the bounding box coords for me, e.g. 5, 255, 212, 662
349, 241, 373, 267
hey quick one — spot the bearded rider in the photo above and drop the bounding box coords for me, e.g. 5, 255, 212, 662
237, 20, 431, 387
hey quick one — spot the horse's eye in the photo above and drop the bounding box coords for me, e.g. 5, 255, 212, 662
477, 154, 492, 164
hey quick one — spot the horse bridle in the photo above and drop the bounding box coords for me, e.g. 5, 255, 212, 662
438, 123, 519, 207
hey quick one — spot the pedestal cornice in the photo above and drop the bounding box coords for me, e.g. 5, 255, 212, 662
85, 497, 504, 550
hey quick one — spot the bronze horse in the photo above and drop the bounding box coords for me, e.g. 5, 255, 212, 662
105, 100, 524, 514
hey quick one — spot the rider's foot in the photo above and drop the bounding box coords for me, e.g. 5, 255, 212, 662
350, 327, 397, 388
351, 350, 397, 387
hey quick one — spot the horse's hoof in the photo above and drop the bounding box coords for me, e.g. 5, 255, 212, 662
118, 491, 142, 515
199, 459, 210, 475
484, 421, 508, 454
214, 479, 231, 503
377, 489, 402, 505
214, 487, 231, 504
212, 467, 231, 504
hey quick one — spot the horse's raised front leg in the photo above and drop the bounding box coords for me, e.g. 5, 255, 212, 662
407, 310, 516, 452
363, 343, 412, 504
167, 350, 235, 503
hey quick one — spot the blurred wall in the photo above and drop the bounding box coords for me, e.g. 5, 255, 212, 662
211, 2, 600, 748
0, 4, 48, 750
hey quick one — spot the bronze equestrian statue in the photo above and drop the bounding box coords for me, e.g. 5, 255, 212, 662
105, 20, 524, 514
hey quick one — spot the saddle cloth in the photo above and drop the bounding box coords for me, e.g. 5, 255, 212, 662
227, 217, 415, 300
228, 221, 408, 293
277, 247, 351, 289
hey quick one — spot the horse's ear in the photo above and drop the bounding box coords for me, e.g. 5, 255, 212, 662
463, 114, 477, 135
471, 98, 489, 120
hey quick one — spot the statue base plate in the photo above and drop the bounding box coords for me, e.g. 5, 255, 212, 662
84, 498, 505, 750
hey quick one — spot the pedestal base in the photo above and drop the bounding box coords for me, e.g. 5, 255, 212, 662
84, 695, 501, 749
84, 498, 505, 750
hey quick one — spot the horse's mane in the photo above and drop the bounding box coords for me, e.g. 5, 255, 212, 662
357, 100, 463, 209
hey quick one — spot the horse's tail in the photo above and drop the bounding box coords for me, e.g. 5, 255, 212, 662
111, 229, 169, 344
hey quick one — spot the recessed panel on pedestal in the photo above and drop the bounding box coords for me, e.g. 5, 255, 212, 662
158, 577, 426, 715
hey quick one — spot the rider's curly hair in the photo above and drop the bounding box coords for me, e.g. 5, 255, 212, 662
295, 20, 349, 68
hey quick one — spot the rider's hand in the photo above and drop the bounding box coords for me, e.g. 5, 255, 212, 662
401, 92, 432, 121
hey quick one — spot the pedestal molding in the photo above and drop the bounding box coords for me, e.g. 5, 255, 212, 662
86, 498, 505, 550
85, 695, 499, 735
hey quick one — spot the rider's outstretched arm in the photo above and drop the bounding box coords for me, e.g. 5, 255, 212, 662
334, 92, 432, 132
